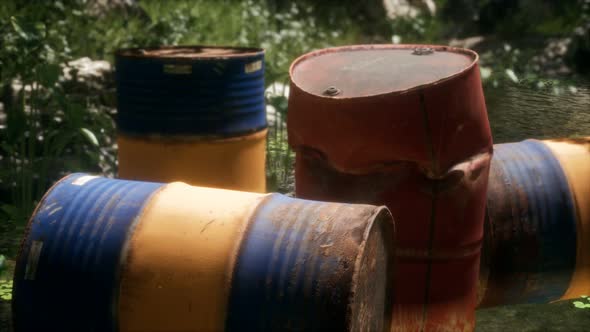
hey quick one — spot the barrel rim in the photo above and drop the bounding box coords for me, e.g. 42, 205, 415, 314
348, 205, 396, 331
12, 173, 81, 267
11, 172, 83, 327
116, 45, 265, 60
289, 44, 480, 100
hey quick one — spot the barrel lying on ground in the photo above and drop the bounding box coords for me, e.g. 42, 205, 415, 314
479, 137, 590, 307
115, 46, 267, 192
12, 173, 395, 332
287, 44, 493, 331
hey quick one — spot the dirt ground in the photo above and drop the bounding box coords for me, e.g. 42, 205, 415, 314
476, 299, 590, 331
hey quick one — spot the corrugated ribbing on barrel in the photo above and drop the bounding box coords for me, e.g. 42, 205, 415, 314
115, 46, 266, 136
115, 46, 267, 192
287, 44, 493, 332
478, 140, 577, 307
12, 174, 163, 332
226, 195, 395, 331
13, 174, 395, 331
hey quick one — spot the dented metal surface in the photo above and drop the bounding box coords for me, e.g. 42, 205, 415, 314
12, 174, 163, 332
288, 44, 493, 331
294, 150, 488, 332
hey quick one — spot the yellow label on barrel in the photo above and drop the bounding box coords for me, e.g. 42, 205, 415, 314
245, 60, 262, 74
163, 64, 192, 75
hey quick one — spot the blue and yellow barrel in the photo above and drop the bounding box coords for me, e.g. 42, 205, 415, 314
478, 137, 590, 307
544, 137, 590, 300
115, 46, 267, 192
12, 174, 395, 331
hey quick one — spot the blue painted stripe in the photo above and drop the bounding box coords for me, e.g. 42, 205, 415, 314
115, 47, 266, 137
226, 195, 352, 331
117, 94, 266, 111
487, 140, 577, 303
12, 174, 163, 332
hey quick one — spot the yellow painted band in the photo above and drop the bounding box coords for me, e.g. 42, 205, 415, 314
117, 129, 267, 193
543, 138, 590, 300
118, 182, 268, 331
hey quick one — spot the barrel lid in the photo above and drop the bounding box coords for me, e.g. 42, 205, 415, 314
290, 44, 477, 98
116, 45, 264, 60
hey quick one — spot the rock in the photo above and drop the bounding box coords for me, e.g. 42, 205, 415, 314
60, 57, 117, 108
87, 0, 138, 16
383, 0, 436, 19
449, 36, 486, 50
61, 57, 112, 83
265, 82, 290, 128
266, 104, 282, 128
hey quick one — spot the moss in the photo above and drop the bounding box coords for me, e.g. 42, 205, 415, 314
476, 298, 590, 331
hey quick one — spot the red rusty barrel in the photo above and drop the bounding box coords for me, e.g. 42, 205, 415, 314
287, 44, 493, 332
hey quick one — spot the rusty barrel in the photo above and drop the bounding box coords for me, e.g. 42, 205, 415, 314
287, 44, 493, 331
12, 173, 395, 332
115, 46, 267, 192
479, 137, 590, 307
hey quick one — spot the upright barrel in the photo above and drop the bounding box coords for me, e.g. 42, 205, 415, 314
287, 45, 493, 332
479, 137, 590, 307
115, 46, 267, 192
12, 173, 395, 332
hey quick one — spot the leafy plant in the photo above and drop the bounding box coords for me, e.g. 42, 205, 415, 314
0, 256, 10, 301
0, 2, 116, 258
0, 279, 12, 302
1, 13, 107, 222
265, 86, 294, 194
573, 295, 590, 309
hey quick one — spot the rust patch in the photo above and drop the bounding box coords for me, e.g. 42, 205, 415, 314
396, 240, 483, 261
349, 208, 395, 332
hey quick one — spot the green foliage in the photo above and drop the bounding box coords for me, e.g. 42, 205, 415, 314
0, 255, 12, 301
389, 13, 444, 44
265, 88, 293, 193
437, 0, 584, 38
477, 41, 585, 94
0, 279, 12, 302
0, 1, 114, 241
573, 295, 590, 309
